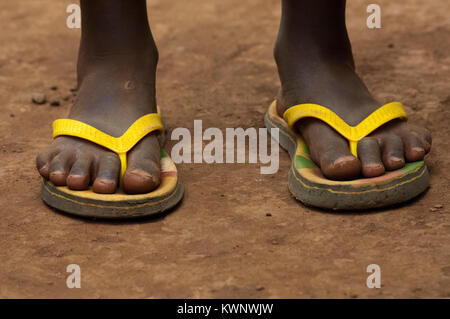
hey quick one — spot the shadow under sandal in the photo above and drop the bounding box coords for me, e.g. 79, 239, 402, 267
265, 101, 429, 210
41, 112, 184, 219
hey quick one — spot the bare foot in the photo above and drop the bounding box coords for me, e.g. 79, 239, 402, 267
36, 0, 162, 194
275, 0, 431, 180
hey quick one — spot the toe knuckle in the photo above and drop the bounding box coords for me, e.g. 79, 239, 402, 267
358, 136, 378, 148
36, 153, 46, 166
103, 153, 120, 164
49, 158, 60, 170
392, 134, 403, 144
364, 136, 377, 144
424, 129, 432, 142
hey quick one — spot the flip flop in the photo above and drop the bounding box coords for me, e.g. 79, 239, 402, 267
264, 100, 429, 210
41, 112, 184, 219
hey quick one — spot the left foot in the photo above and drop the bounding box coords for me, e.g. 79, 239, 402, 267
274, 0, 431, 180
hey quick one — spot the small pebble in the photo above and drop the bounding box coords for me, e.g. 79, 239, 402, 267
266, 213, 272, 217
220, 194, 225, 198
51, 86, 58, 91
10, 114, 15, 118
50, 101, 61, 107
271, 240, 279, 245
388, 43, 394, 48
63, 96, 71, 101
256, 286, 265, 291
433, 204, 443, 209
430, 208, 438, 212
31, 93, 47, 105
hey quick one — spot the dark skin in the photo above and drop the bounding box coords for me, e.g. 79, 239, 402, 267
36, 0, 161, 194
37, 0, 432, 194
275, 0, 431, 180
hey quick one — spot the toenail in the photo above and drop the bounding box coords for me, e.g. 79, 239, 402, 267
333, 156, 356, 166
365, 163, 383, 169
126, 170, 160, 187
129, 169, 153, 179
390, 157, 404, 164
50, 171, 65, 176
412, 147, 425, 154
68, 174, 86, 181
38, 163, 49, 172
96, 179, 115, 186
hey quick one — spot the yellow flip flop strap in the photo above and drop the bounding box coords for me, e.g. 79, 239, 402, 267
283, 102, 408, 157
52, 114, 164, 180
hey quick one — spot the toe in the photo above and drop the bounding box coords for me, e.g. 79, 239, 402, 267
409, 125, 432, 154
36, 148, 59, 179
123, 167, 160, 194
298, 119, 361, 180
123, 134, 161, 194
49, 150, 75, 186
381, 134, 405, 170
357, 137, 385, 177
67, 154, 93, 190
400, 131, 426, 162
317, 138, 361, 181
320, 154, 361, 180
92, 153, 120, 194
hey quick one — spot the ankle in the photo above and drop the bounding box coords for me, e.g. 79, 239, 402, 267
275, 0, 355, 79
274, 28, 355, 76
76, 39, 158, 85
77, 0, 158, 83
79, 0, 151, 47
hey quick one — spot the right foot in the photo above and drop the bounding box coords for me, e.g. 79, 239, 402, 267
36, 0, 162, 194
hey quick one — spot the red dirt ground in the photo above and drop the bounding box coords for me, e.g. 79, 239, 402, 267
0, 0, 449, 298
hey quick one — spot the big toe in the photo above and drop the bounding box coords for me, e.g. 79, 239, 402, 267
320, 153, 361, 180
297, 119, 361, 180
123, 168, 160, 194
123, 134, 161, 194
